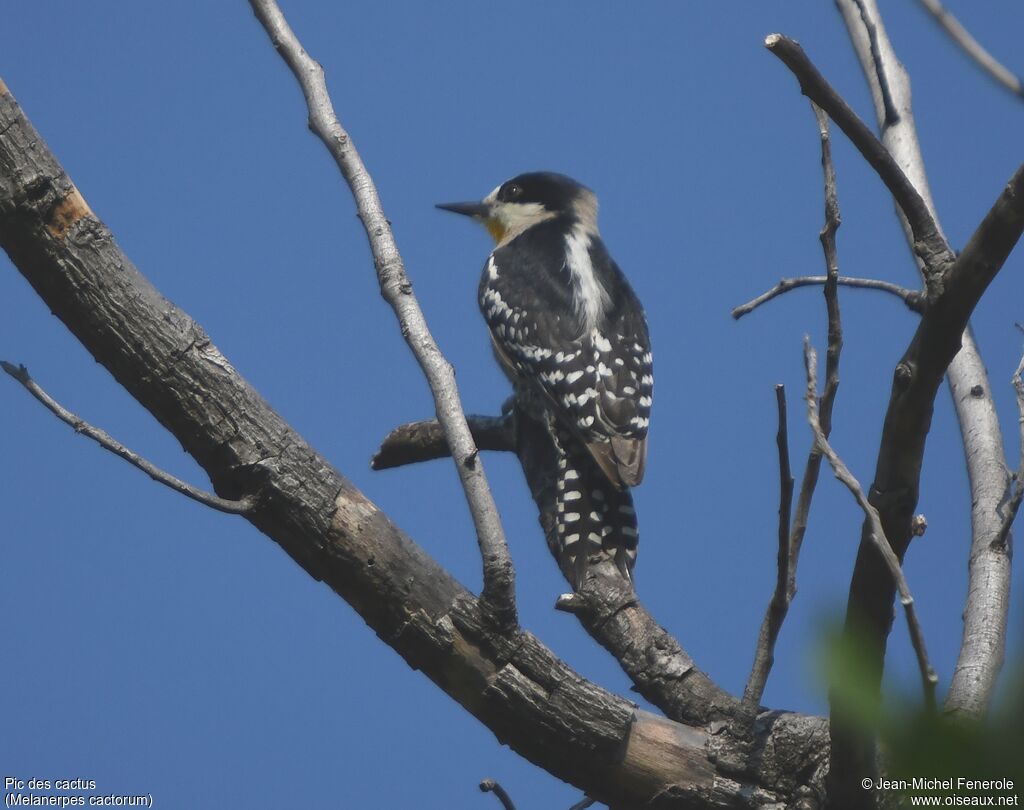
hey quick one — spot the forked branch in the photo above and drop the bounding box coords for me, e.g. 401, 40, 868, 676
764, 33, 955, 280
744, 103, 846, 710
732, 275, 922, 320
803, 343, 938, 709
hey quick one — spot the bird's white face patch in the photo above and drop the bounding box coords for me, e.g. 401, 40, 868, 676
483, 185, 556, 246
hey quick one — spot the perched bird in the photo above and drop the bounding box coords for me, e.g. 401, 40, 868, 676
438, 172, 653, 586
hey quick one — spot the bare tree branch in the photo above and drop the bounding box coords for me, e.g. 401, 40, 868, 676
835, 0, 1015, 724
372, 414, 515, 470
824, 161, 1024, 806
0, 360, 253, 515
803, 342, 938, 709
1, 75, 794, 810
380, 403, 749, 728
248, 0, 516, 628
744, 104, 846, 713
815, 99, 845, 490
742, 384, 793, 711
731, 275, 923, 319
479, 780, 516, 810
770, 14, 1024, 789
783, 108, 848, 669
764, 33, 955, 280
568, 798, 596, 810
916, 0, 1024, 101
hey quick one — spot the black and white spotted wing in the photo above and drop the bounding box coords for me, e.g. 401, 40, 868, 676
479, 223, 653, 489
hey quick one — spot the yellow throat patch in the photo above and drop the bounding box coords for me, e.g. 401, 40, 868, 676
485, 218, 506, 244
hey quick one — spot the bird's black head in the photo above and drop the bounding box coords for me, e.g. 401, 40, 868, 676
437, 171, 597, 244
491, 172, 589, 213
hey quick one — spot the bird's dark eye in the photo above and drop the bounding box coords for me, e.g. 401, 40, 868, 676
503, 183, 523, 201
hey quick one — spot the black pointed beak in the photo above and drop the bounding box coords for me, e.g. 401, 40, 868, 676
436, 200, 490, 218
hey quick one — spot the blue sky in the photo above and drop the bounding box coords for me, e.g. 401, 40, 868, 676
2, 2, 1022, 807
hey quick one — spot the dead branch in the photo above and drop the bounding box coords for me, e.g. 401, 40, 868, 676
731, 274, 923, 319
788, 103, 847, 588
377, 404, 748, 729
0, 361, 253, 515
764, 33, 955, 281
835, 0, 1016, 723
372, 414, 515, 470
248, 0, 516, 628
0, 75, 778, 810
744, 103, 846, 712
803, 342, 938, 708
742, 384, 793, 711
815, 98, 845, 499
916, 0, 1024, 101
825, 161, 1024, 803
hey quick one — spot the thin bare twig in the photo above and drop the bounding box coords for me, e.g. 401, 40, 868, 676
743, 104, 845, 711
479, 779, 516, 810
568, 798, 596, 810
816, 100, 844, 457
731, 274, 923, 319
803, 343, 938, 710
800, 97, 847, 633
249, 0, 516, 627
1, 361, 253, 515
764, 33, 955, 280
916, 0, 1024, 101
785, 156, 845, 617
742, 384, 793, 710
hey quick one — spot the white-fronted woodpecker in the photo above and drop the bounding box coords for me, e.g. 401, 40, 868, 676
438, 172, 653, 587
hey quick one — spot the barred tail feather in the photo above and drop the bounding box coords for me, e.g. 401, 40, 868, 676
551, 424, 639, 589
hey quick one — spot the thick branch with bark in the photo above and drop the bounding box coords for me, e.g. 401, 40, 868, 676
0, 69, 831, 810
373, 415, 515, 470
836, 0, 1015, 727
3, 3, 1017, 805
766, 17, 1024, 806
804, 342, 938, 709
375, 405, 746, 729
822, 160, 1024, 807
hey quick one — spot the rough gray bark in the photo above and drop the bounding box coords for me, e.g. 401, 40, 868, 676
835, 0, 1015, 723
0, 77, 833, 810
3, 3, 1021, 805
